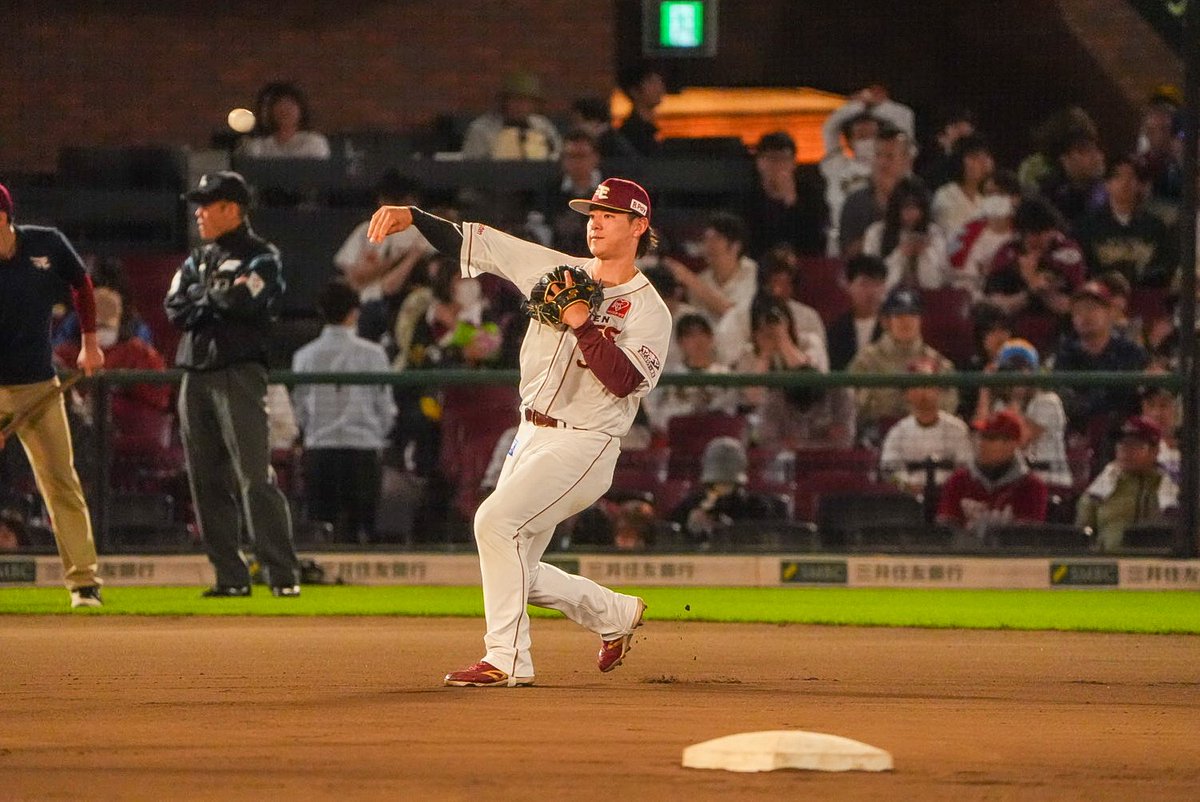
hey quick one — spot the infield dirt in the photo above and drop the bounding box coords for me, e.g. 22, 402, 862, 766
2, 616, 1197, 800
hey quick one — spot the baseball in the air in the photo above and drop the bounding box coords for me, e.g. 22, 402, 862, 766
227, 107, 256, 134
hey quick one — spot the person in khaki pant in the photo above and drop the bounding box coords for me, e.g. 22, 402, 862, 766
0, 182, 105, 607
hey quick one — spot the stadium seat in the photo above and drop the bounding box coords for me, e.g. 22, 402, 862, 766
793, 470, 884, 523
815, 489, 925, 548
792, 256, 850, 326
107, 492, 190, 550
983, 522, 1092, 555
852, 522, 956, 554
666, 412, 749, 479
792, 447, 879, 477
1114, 523, 1184, 556
920, 287, 974, 366
707, 520, 820, 553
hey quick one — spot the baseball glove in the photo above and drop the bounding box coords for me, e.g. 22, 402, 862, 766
521, 265, 604, 328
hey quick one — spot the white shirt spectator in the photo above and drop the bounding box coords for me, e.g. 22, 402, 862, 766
238, 131, 331, 160
642, 363, 739, 435
862, 222, 951, 292
292, 326, 398, 450
932, 182, 985, 242
879, 411, 973, 488
461, 113, 562, 160
714, 298, 829, 371
334, 222, 433, 303
692, 256, 758, 328
987, 391, 1072, 487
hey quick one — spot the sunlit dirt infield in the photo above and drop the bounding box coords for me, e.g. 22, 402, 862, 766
2, 616, 1197, 801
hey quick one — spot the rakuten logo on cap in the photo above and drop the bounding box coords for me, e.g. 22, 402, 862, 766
570, 178, 652, 221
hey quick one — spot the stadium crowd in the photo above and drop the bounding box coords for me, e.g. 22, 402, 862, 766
0, 71, 1190, 556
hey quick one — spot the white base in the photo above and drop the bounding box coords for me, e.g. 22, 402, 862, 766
682, 730, 893, 773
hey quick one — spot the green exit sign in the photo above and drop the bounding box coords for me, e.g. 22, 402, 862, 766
643, 0, 717, 57
661, 1, 704, 47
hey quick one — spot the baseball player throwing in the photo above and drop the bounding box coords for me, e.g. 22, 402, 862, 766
368, 178, 670, 687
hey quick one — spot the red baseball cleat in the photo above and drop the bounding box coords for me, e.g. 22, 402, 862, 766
443, 661, 534, 688
598, 598, 646, 673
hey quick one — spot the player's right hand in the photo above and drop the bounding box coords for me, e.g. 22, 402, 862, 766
367, 205, 414, 244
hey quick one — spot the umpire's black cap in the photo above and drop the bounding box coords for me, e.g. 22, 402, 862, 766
185, 171, 251, 206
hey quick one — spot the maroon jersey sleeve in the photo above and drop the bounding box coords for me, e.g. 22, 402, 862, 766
572, 318, 644, 398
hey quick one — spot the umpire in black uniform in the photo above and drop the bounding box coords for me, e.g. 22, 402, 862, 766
166, 172, 300, 597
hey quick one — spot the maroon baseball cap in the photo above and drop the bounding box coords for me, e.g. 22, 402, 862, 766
0, 182, 12, 219
1070, 280, 1114, 306
1118, 415, 1162, 446
568, 178, 652, 221
974, 410, 1023, 440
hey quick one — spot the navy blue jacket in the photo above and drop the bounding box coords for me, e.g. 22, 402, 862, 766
0, 225, 91, 385
164, 223, 284, 371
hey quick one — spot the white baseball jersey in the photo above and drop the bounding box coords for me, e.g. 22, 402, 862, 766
460, 222, 672, 437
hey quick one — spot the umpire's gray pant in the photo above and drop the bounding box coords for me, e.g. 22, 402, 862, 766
179, 363, 298, 588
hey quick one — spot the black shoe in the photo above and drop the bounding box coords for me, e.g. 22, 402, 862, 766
270, 584, 301, 598
201, 585, 251, 598
70, 585, 103, 608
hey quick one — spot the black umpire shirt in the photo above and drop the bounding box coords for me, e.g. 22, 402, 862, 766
164, 222, 284, 371
0, 225, 91, 385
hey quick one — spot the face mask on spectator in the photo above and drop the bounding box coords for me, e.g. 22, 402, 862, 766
96, 326, 119, 348
853, 138, 876, 163
980, 195, 1013, 219
453, 278, 482, 308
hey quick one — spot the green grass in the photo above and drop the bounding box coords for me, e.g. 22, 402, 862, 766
2, 586, 1198, 634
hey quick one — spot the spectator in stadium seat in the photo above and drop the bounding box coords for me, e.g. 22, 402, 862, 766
1138, 384, 1181, 483
948, 170, 1022, 298
238, 81, 331, 159
394, 255, 504, 370
827, 255, 887, 371
541, 130, 603, 257
1076, 415, 1177, 552
862, 177, 950, 292
1039, 130, 1106, 229
916, 107, 976, 191
1135, 101, 1183, 214
879, 356, 973, 495
641, 266, 701, 372
1051, 280, 1149, 442
955, 301, 1013, 420
567, 96, 639, 159
715, 245, 827, 369
661, 212, 758, 328
837, 125, 916, 257
292, 281, 397, 544
745, 131, 827, 258
461, 70, 562, 161
848, 287, 958, 442
984, 196, 1086, 352
1075, 155, 1176, 289
670, 436, 788, 547
52, 255, 155, 350
820, 111, 878, 252
821, 87, 915, 251
55, 286, 171, 423
972, 339, 1071, 488
642, 314, 737, 437
334, 170, 434, 341
931, 134, 995, 242
737, 297, 854, 450
1017, 106, 1099, 193
617, 65, 666, 156
936, 410, 1049, 535
1093, 270, 1142, 345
